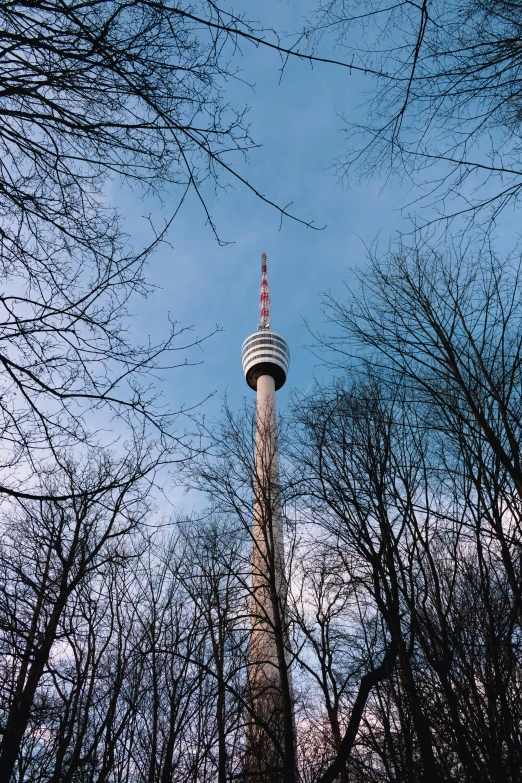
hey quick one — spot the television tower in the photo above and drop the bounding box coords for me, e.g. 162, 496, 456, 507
241, 253, 294, 782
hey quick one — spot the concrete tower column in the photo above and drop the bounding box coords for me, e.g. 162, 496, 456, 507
251, 372, 285, 683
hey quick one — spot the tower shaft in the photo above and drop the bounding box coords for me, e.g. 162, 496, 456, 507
251, 374, 285, 684
246, 377, 294, 783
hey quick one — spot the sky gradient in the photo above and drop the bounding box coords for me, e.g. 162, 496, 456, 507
110, 0, 520, 442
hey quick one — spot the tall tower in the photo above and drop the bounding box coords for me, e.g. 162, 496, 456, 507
241, 253, 294, 783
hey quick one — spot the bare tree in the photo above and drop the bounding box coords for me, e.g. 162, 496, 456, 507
306, 0, 522, 225
0, 0, 336, 507
290, 381, 437, 782
300, 242, 522, 781
0, 449, 155, 782
179, 516, 250, 783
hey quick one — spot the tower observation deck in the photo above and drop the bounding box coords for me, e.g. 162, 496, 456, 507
241, 330, 290, 391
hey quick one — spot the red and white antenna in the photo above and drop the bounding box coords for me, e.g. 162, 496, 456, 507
258, 252, 270, 330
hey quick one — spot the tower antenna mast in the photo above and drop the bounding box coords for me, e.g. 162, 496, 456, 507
258, 252, 270, 330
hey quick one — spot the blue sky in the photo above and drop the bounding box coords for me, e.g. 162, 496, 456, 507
110, 0, 519, 432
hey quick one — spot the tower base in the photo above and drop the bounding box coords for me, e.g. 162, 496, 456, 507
245, 681, 286, 783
